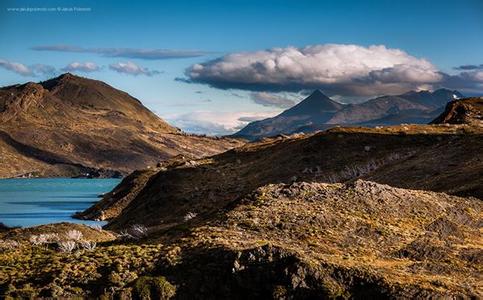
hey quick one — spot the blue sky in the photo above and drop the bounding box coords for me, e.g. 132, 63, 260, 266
0, 0, 482, 134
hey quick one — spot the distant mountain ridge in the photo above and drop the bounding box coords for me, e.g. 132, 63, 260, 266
0, 73, 243, 178
233, 88, 464, 140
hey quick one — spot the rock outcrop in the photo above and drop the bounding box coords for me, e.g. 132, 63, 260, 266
431, 97, 483, 126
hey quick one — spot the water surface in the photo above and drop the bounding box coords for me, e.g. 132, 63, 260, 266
0, 178, 120, 227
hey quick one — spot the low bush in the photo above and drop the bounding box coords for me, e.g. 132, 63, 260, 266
133, 276, 176, 300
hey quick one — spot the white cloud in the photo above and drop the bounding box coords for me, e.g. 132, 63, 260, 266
165, 111, 279, 135
0, 59, 57, 77
368, 64, 441, 83
109, 61, 161, 76
0, 59, 33, 76
185, 44, 444, 96
62, 62, 100, 72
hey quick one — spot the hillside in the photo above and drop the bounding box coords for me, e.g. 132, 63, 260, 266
102, 124, 481, 229
0, 74, 243, 178
234, 89, 463, 140
74, 98, 483, 226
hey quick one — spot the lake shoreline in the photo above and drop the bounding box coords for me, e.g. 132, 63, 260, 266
0, 178, 119, 228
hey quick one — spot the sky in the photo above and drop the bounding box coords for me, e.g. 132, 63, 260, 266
0, 0, 482, 135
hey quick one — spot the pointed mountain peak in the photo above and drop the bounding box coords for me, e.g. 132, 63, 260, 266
281, 90, 344, 117
57, 72, 82, 81
305, 89, 330, 100
300, 89, 339, 104
310, 89, 325, 96
59, 72, 75, 78
50, 72, 81, 82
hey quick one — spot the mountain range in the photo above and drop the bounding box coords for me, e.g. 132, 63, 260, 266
234, 89, 464, 140
0, 73, 243, 178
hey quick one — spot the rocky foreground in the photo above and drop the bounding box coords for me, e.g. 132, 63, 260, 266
0, 180, 482, 298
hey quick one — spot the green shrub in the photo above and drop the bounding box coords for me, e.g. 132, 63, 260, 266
133, 276, 176, 300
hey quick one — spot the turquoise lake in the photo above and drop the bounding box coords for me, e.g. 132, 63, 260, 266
0, 178, 120, 228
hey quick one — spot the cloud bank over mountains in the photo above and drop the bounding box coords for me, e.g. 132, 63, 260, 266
2, 43, 481, 97
184, 44, 483, 97
249, 92, 296, 108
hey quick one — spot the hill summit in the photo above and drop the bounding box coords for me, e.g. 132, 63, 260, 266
0, 73, 243, 178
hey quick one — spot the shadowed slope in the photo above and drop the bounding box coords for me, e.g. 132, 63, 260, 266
88, 98, 482, 228
96, 125, 481, 230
